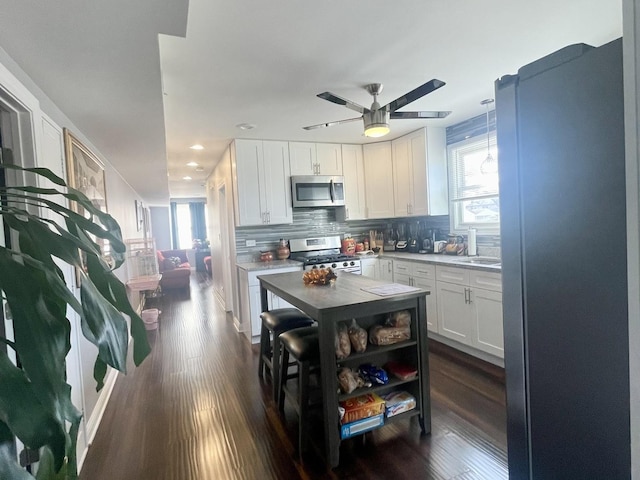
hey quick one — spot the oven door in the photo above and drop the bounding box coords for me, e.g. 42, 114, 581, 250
291, 175, 345, 207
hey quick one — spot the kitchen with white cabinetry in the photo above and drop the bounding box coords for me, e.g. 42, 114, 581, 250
231, 139, 293, 226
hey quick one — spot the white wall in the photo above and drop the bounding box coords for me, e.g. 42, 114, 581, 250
0, 46, 147, 469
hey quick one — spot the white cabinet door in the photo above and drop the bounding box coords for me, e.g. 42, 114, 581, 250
363, 142, 395, 218
378, 258, 393, 281
392, 135, 412, 217
261, 141, 292, 225
436, 281, 473, 344
408, 129, 429, 216
289, 141, 317, 175
413, 276, 437, 334
341, 144, 366, 220
233, 139, 265, 226
316, 143, 343, 175
361, 258, 378, 279
471, 288, 504, 357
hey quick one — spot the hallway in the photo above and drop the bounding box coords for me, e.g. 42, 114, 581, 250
80, 274, 507, 479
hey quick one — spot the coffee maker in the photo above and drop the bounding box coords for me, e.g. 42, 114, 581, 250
395, 223, 408, 251
408, 222, 420, 253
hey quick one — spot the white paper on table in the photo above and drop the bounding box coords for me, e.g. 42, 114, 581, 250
361, 284, 422, 296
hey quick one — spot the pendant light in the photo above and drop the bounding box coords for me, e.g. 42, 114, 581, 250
480, 98, 497, 174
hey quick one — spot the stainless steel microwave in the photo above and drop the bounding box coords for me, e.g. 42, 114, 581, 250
290, 175, 345, 208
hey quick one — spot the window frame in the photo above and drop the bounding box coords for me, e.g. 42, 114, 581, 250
447, 133, 500, 235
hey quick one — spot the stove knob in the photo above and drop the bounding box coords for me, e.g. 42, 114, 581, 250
319, 264, 326, 269
311, 265, 318, 270
331, 263, 338, 269
350, 261, 355, 266
343, 262, 348, 267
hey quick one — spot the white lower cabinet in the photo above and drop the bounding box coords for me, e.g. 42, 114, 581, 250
238, 265, 302, 343
435, 266, 504, 358
393, 261, 438, 334
377, 258, 393, 281
360, 257, 378, 279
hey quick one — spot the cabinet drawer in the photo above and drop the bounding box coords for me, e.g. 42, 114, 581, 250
436, 266, 469, 285
248, 266, 302, 286
393, 261, 412, 275
412, 263, 435, 279
469, 270, 502, 292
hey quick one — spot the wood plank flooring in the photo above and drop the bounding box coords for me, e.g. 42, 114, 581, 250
80, 273, 507, 480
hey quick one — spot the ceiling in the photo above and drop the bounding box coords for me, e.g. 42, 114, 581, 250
0, 0, 622, 204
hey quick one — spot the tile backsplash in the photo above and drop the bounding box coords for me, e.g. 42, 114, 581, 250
235, 208, 500, 262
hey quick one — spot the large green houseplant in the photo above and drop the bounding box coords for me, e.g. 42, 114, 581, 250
0, 164, 151, 479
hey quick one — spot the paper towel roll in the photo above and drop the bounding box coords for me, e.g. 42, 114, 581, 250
467, 228, 477, 256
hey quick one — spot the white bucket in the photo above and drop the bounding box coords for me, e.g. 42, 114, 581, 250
141, 308, 160, 330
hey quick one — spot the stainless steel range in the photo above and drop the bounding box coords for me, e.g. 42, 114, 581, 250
289, 235, 361, 274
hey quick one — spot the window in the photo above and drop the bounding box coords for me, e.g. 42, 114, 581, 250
448, 134, 499, 234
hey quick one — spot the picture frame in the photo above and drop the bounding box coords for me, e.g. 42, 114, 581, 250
63, 128, 109, 283
135, 199, 144, 232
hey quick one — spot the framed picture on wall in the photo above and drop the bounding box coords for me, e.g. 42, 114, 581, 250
63, 128, 110, 282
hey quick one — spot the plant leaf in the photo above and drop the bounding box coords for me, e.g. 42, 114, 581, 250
0, 421, 33, 480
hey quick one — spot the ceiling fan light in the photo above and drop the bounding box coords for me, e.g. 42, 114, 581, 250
364, 124, 390, 138
363, 109, 390, 137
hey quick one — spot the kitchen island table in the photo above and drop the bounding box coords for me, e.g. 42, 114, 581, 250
258, 270, 431, 468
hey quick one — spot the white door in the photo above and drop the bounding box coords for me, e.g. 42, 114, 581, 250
413, 276, 438, 334
261, 141, 292, 225
233, 139, 264, 226
392, 135, 412, 216
471, 288, 504, 358
316, 143, 343, 175
436, 281, 472, 345
341, 144, 366, 220
363, 142, 395, 218
289, 141, 316, 175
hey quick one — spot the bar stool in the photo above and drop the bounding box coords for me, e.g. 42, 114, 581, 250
258, 308, 314, 401
278, 326, 321, 456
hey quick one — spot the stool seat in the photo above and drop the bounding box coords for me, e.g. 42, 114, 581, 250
258, 308, 314, 402
261, 308, 313, 331
279, 326, 319, 362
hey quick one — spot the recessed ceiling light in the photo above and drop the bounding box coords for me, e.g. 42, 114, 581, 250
236, 123, 256, 130
183, 176, 192, 180
190, 144, 204, 150
186, 161, 199, 167
195, 166, 205, 172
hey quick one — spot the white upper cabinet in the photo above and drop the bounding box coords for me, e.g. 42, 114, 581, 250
363, 141, 395, 219
341, 144, 366, 220
232, 139, 292, 227
289, 142, 343, 175
289, 142, 317, 175
315, 143, 343, 175
392, 127, 448, 217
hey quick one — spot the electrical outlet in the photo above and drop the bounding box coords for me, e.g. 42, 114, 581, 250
246, 239, 256, 247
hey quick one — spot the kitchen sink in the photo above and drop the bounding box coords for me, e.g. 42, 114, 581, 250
457, 257, 501, 266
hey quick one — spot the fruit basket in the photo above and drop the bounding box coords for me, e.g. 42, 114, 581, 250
302, 267, 337, 286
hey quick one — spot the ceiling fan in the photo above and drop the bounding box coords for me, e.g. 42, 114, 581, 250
303, 79, 451, 138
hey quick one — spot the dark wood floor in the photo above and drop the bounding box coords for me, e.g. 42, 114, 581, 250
80, 273, 507, 480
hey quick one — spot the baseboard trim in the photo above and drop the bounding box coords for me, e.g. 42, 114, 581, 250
77, 366, 118, 471
429, 339, 506, 384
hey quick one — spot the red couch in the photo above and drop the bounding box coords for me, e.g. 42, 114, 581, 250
157, 249, 191, 291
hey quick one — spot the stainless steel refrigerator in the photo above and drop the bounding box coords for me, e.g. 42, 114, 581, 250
496, 38, 629, 479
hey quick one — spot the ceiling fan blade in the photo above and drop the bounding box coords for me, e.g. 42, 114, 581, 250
317, 92, 369, 114
384, 79, 447, 113
303, 117, 362, 130
390, 111, 451, 119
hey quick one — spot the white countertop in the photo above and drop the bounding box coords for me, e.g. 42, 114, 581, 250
236, 259, 303, 272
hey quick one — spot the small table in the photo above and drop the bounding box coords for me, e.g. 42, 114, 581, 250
258, 270, 431, 468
